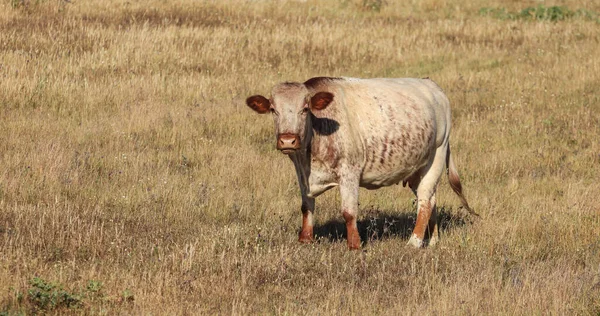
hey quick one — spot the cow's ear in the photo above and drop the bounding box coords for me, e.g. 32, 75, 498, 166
246, 95, 271, 114
310, 92, 334, 111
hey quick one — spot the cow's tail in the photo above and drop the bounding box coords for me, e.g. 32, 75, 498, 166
446, 146, 479, 217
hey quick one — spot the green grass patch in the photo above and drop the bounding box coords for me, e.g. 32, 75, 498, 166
26, 277, 82, 312
1, 277, 127, 314
479, 5, 600, 22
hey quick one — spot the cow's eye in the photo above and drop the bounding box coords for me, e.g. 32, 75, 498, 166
302, 107, 309, 114
269, 108, 276, 114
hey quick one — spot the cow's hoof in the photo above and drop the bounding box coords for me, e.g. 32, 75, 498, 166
298, 231, 313, 244
347, 242, 361, 250
406, 234, 424, 248
428, 236, 439, 247
298, 236, 313, 244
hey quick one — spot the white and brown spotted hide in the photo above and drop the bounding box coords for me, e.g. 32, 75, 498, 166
246, 77, 475, 250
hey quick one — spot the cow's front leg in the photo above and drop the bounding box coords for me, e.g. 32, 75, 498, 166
299, 197, 315, 243
340, 173, 361, 250
291, 154, 315, 243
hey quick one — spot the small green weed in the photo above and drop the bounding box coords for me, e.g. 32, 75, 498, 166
86, 280, 103, 293
3, 278, 113, 313
27, 277, 81, 311
362, 0, 386, 12
479, 5, 599, 22
121, 289, 135, 303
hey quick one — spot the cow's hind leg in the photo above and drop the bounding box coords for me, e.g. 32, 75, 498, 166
407, 145, 447, 248
427, 194, 439, 246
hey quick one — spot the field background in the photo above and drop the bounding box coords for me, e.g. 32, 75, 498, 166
1, 0, 600, 314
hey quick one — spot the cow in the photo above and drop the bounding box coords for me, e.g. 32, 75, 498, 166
246, 77, 476, 250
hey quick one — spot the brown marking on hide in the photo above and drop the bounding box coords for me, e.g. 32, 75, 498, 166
342, 211, 360, 250
366, 147, 377, 170
389, 138, 398, 158
304, 76, 341, 89
245, 95, 271, 114
422, 121, 429, 130
400, 133, 408, 148
380, 136, 389, 165
311, 92, 334, 111
412, 201, 432, 240
388, 103, 395, 120
426, 130, 433, 145
324, 142, 340, 169
298, 212, 313, 243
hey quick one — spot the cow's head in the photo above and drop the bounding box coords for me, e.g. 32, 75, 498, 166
246, 82, 334, 155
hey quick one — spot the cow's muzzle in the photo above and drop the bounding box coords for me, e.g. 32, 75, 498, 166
277, 133, 301, 154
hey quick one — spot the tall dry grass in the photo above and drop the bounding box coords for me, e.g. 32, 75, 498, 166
1, 0, 599, 314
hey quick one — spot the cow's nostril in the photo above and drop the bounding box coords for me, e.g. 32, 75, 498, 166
291, 139, 296, 144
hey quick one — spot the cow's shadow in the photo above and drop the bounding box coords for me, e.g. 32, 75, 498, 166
312, 206, 472, 245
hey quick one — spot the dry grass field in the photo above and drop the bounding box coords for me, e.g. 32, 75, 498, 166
1, 0, 600, 314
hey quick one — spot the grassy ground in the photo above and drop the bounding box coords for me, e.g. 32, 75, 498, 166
1, 0, 599, 314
